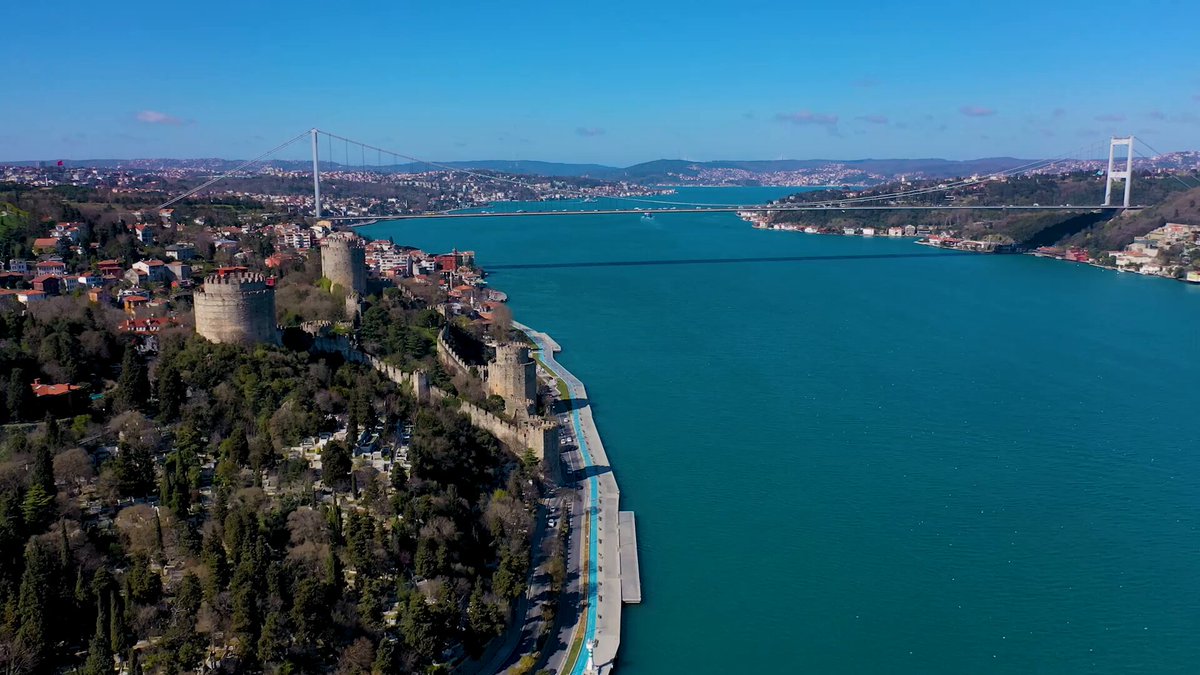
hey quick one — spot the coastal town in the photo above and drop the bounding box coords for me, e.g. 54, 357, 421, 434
1, 162, 666, 221
746, 214, 1200, 284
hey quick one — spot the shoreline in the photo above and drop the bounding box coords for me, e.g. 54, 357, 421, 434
516, 322, 635, 675
747, 220, 1200, 286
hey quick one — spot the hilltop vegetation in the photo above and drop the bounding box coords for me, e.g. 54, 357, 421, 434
0, 280, 538, 673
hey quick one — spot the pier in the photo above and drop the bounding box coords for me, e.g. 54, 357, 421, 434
618, 512, 642, 604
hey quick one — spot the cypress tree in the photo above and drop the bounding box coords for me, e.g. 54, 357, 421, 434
15, 545, 52, 667
7, 368, 30, 421
83, 602, 113, 675
109, 587, 129, 656
114, 347, 149, 413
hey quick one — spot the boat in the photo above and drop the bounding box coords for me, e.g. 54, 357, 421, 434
641, 212, 655, 221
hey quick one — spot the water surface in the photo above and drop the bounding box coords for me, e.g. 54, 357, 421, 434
361, 187, 1200, 674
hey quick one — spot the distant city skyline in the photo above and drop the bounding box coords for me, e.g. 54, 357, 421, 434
4, 0, 1199, 164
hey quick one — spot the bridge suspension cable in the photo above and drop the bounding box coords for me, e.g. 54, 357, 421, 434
1134, 138, 1200, 190
154, 130, 310, 211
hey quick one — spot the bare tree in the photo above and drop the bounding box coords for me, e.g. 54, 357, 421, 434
490, 303, 513, 341
53, 448, 94, 492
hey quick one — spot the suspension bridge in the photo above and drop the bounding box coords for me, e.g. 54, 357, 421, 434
155, 129, 1197, 222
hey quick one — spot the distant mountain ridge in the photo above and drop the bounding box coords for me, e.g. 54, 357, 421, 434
8, 153, 1198, 183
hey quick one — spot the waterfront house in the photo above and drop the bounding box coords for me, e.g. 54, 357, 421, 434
887, 227, 904, 237
843, 227, 857, 236
862, 227, 876, 237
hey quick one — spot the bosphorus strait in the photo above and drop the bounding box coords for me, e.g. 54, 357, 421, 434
363, 187, 1200, 674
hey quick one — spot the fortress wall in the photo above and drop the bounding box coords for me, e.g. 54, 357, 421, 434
436, 325, 487, 382
310, 338, 553, 462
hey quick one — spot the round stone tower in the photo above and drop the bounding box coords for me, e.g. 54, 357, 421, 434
194, 271, 279, 345
489, 342, 537, 417
321, 232, 367, 295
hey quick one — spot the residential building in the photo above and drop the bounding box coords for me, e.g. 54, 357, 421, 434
165, 243, 197, 261
32, 275, 62, 295
133, 259, 170, 283
33, 237, 64, 253
8, 259, 33, 274
133, 224, 155, 245
34, 260, 67, 276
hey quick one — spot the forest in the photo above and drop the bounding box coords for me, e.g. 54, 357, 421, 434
0, 288, 538, 674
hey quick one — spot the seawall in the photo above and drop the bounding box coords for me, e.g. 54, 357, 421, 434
516, 322, 638, 675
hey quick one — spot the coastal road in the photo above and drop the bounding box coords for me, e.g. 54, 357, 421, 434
519, 323, 623, 675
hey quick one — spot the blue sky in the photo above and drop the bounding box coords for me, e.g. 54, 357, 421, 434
3, 0, 1198, 164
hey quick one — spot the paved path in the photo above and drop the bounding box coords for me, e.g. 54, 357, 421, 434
518, 323, 625, 675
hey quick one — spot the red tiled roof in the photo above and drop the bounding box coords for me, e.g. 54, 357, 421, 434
30, 379, 82, 397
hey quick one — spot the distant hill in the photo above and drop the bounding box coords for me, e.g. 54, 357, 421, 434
8, 153, 1198, 185
602, 157, 1039, 182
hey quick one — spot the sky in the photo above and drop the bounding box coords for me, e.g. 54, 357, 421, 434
3, 0, 1199, 165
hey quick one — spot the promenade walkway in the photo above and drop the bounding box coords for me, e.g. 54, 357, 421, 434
518, 323, 630, 675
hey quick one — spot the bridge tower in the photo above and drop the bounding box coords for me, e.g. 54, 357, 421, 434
1104, 136, 1134, 208
310, 128, 322, 218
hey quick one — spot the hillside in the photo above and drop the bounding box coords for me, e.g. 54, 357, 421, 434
1061, 185, 1200, 251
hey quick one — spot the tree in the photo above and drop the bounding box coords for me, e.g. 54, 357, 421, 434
321, 440, 351, 489
15, 544, 53, 667
114, 442, 154, 497
155, 360, 185, 421
6, 369, 30, 422
82, 603, 113, 675
109, 585, 130, 657
20, 483, 55, 533
114, 347, 149, 413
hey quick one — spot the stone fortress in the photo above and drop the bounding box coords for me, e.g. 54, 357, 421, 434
433, 325, 558, 466
193, 271, 279, 345
320, 232, 367, 295
487, 343, 538, 417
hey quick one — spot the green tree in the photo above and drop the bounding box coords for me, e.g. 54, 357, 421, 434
155, 360, 185, 421
82, 602, 113, 675
321, 440, 351, 489
7, 368, 30, 421
15, 544, 53, 667
20, 483, 55, 533
114, 347, 150, 413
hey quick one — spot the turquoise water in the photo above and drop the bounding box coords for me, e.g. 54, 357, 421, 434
361, 188, 1200, 674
